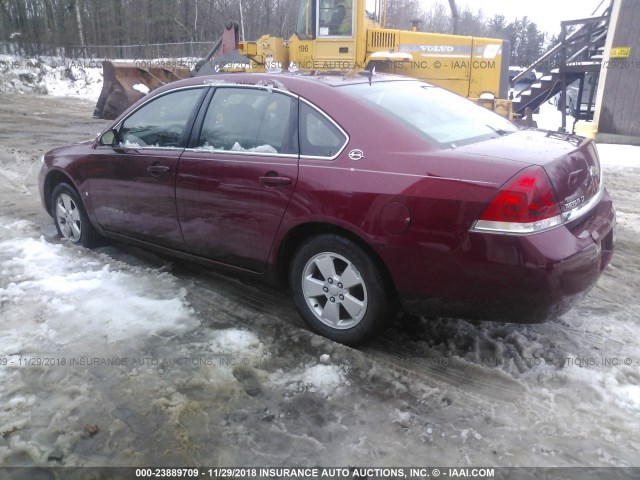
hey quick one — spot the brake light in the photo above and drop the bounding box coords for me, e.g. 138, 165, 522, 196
473, 166, 563, 234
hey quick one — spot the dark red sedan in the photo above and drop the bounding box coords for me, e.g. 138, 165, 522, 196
39, 72, 615, 344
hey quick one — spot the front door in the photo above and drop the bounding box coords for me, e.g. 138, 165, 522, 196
106, 87, 207, 249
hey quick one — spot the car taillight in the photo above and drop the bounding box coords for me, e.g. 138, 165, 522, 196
473, 166, 563, 234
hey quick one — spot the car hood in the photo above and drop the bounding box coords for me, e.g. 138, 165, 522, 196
46, 139, 95, 158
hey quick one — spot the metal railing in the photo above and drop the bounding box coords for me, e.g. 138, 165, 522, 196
511, 14, 610, 89
0, 40, 215, 60
508, 1, 612, 130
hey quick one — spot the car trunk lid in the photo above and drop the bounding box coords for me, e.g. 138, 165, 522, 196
455, 129, 602, 214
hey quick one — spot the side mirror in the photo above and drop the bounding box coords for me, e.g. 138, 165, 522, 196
99, 129, 118, 146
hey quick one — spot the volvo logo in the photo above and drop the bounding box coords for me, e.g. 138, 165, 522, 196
418, 45, 455, 53
348, 149, 365, 161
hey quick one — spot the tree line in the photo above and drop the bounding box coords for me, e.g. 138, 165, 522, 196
0, 0, 553, 67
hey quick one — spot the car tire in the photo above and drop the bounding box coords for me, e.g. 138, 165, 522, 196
51, 183, 100, 248
290, 234, 389, 345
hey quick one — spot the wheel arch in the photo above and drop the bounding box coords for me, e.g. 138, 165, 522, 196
276, 222, 399, 307
43, 169, 78, 216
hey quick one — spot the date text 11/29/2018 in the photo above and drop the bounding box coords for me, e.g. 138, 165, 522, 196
134, 467, 496, 478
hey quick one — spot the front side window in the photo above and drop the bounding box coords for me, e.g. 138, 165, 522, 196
299, 102, 347, 158
198, 87, 298, 155
318, 0, 353, 36
342, 81, 518, 148
119, 88, 204, 148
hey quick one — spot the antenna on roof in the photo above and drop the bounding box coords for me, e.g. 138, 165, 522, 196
358, 67, 374, 85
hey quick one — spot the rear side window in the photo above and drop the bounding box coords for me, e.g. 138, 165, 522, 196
299, 103, 346, 158
198, 87, 298, 154
119, 88, 203, 148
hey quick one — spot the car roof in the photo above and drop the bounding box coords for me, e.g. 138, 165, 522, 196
151, 70, 417, 96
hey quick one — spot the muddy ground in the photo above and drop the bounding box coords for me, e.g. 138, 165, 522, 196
0, 93, 639, 471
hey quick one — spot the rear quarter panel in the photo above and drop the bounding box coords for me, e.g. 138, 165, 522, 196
272, 87, 528, 298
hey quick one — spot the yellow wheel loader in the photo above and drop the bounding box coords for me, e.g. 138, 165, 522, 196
94, 0, 512, 120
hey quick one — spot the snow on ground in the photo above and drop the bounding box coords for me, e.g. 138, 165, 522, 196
597, 144, 640, 234
597, 144, 640, 171
0, 211, 363, 466
534, 100, 569, 131
0, 216, 201, 465
269, 362, 349, 396
0, 93, 639, 469
0, 225, 198, 348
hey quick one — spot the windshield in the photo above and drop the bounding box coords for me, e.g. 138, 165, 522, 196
342, 81, 519, 148
295, 0, 314, 39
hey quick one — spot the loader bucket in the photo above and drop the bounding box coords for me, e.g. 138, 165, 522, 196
93, 61, 190, 120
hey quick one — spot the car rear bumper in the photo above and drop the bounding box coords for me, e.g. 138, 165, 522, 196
398, 189, 615, 323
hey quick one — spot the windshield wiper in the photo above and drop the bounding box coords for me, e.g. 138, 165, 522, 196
486, 124, 514, 136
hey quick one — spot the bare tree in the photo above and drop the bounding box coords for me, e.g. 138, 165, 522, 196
74, 0, 85, 46
0, 0, 548, 65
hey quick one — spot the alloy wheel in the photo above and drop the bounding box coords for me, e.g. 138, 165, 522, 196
301, 251, 368, 329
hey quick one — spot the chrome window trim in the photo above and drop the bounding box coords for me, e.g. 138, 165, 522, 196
300, 154, 343, 161
104, 145, 185, 151
112, 85, 210, 131
102, 83, 349, 160
183, 148, 299, 160
94, 144, 185, 151
299, 98, 349, 161
209, 83, 298, 98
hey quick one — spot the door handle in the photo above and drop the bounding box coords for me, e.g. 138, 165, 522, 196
147, 164, 170, 176
259, 175, 292, 186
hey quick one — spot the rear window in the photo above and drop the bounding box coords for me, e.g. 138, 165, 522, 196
341, 81, 518, 148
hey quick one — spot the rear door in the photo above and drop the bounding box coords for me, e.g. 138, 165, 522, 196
176, 86, 299, 272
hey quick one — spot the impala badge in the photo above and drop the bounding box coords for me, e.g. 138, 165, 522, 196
348, 149, 365, 161
565, 195, 585, 210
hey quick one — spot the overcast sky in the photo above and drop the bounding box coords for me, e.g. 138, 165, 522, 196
427, 0, 609, 35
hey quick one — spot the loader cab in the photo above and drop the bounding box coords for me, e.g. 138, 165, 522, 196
291, 0, 372, 70
318, 0, 354, 36
295, 0, 356, 39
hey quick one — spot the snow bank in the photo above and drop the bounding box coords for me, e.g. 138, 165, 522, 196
0, 54, 102, 100
0, 226, 199, 353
